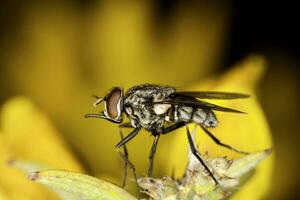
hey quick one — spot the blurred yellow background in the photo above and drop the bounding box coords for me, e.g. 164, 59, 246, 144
0, 1, 299, 200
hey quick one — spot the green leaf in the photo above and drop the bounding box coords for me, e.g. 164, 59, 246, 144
28, 169, 137, 200
8, 159, 79, 200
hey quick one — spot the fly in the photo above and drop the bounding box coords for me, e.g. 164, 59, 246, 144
85, 84, 250, 185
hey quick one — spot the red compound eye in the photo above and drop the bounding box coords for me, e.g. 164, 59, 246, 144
106, 88, 122, 119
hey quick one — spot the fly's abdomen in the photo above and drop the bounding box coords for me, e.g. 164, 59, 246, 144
173, 105, 218, 128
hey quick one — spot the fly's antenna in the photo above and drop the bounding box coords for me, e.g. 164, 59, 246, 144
92, 95, 104, 107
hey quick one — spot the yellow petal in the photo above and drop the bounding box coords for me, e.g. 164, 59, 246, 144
2, 2, 231, 184
158, 55, 274, 200
1, 97, 83, 172
0, 135, 60, 200
0, 186, 9, 200
0, 97, 84, 199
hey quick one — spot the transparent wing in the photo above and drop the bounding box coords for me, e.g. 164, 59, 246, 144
159, 94, 246, 113
175, 91, 250, 99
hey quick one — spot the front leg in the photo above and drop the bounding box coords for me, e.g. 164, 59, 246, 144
117, 147, 140, 199
115, 127, 141, 148
119, 122, 133, 128
117, 129, 141, 199
117, 122, 137, 188
118, 130, 129, 188
115, 127, 140, 184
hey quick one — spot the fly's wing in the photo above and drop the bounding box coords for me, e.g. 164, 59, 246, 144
175, 91, 250, 99
158, 94, 247, 113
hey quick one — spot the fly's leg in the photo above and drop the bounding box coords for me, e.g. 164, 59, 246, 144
117, 147, 141, 199
186, 126, 219, 185
116, 127, 141, 148
119, 122, 133, 128
200, 125, 249, 155
148, 134, 161, 177
118, 122, 134, 187
119, 130, 129, 188
117, 130, 141, 199
162, 122, 186, 134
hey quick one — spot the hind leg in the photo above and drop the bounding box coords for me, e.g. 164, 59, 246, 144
200, 125, 249, 154
186, 126, 219, 185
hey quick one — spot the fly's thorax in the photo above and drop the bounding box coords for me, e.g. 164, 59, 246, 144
123, 84, 175, 130
124, 100, 164, 130
153, 87, 175, 101
125, 84, 176, 101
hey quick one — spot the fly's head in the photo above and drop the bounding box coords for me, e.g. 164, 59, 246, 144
85, 87, 124, 123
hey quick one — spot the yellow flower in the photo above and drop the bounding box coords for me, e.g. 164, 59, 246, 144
2, 0, 232, 191
0, 97, 84, 199
0, 55, 273, 199
157, 55, 274, 200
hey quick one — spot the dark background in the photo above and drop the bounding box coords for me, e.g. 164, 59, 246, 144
225, 1, 299, 67
2, 1, 298, 67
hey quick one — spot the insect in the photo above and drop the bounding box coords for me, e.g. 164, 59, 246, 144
85, 84, 249, 185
